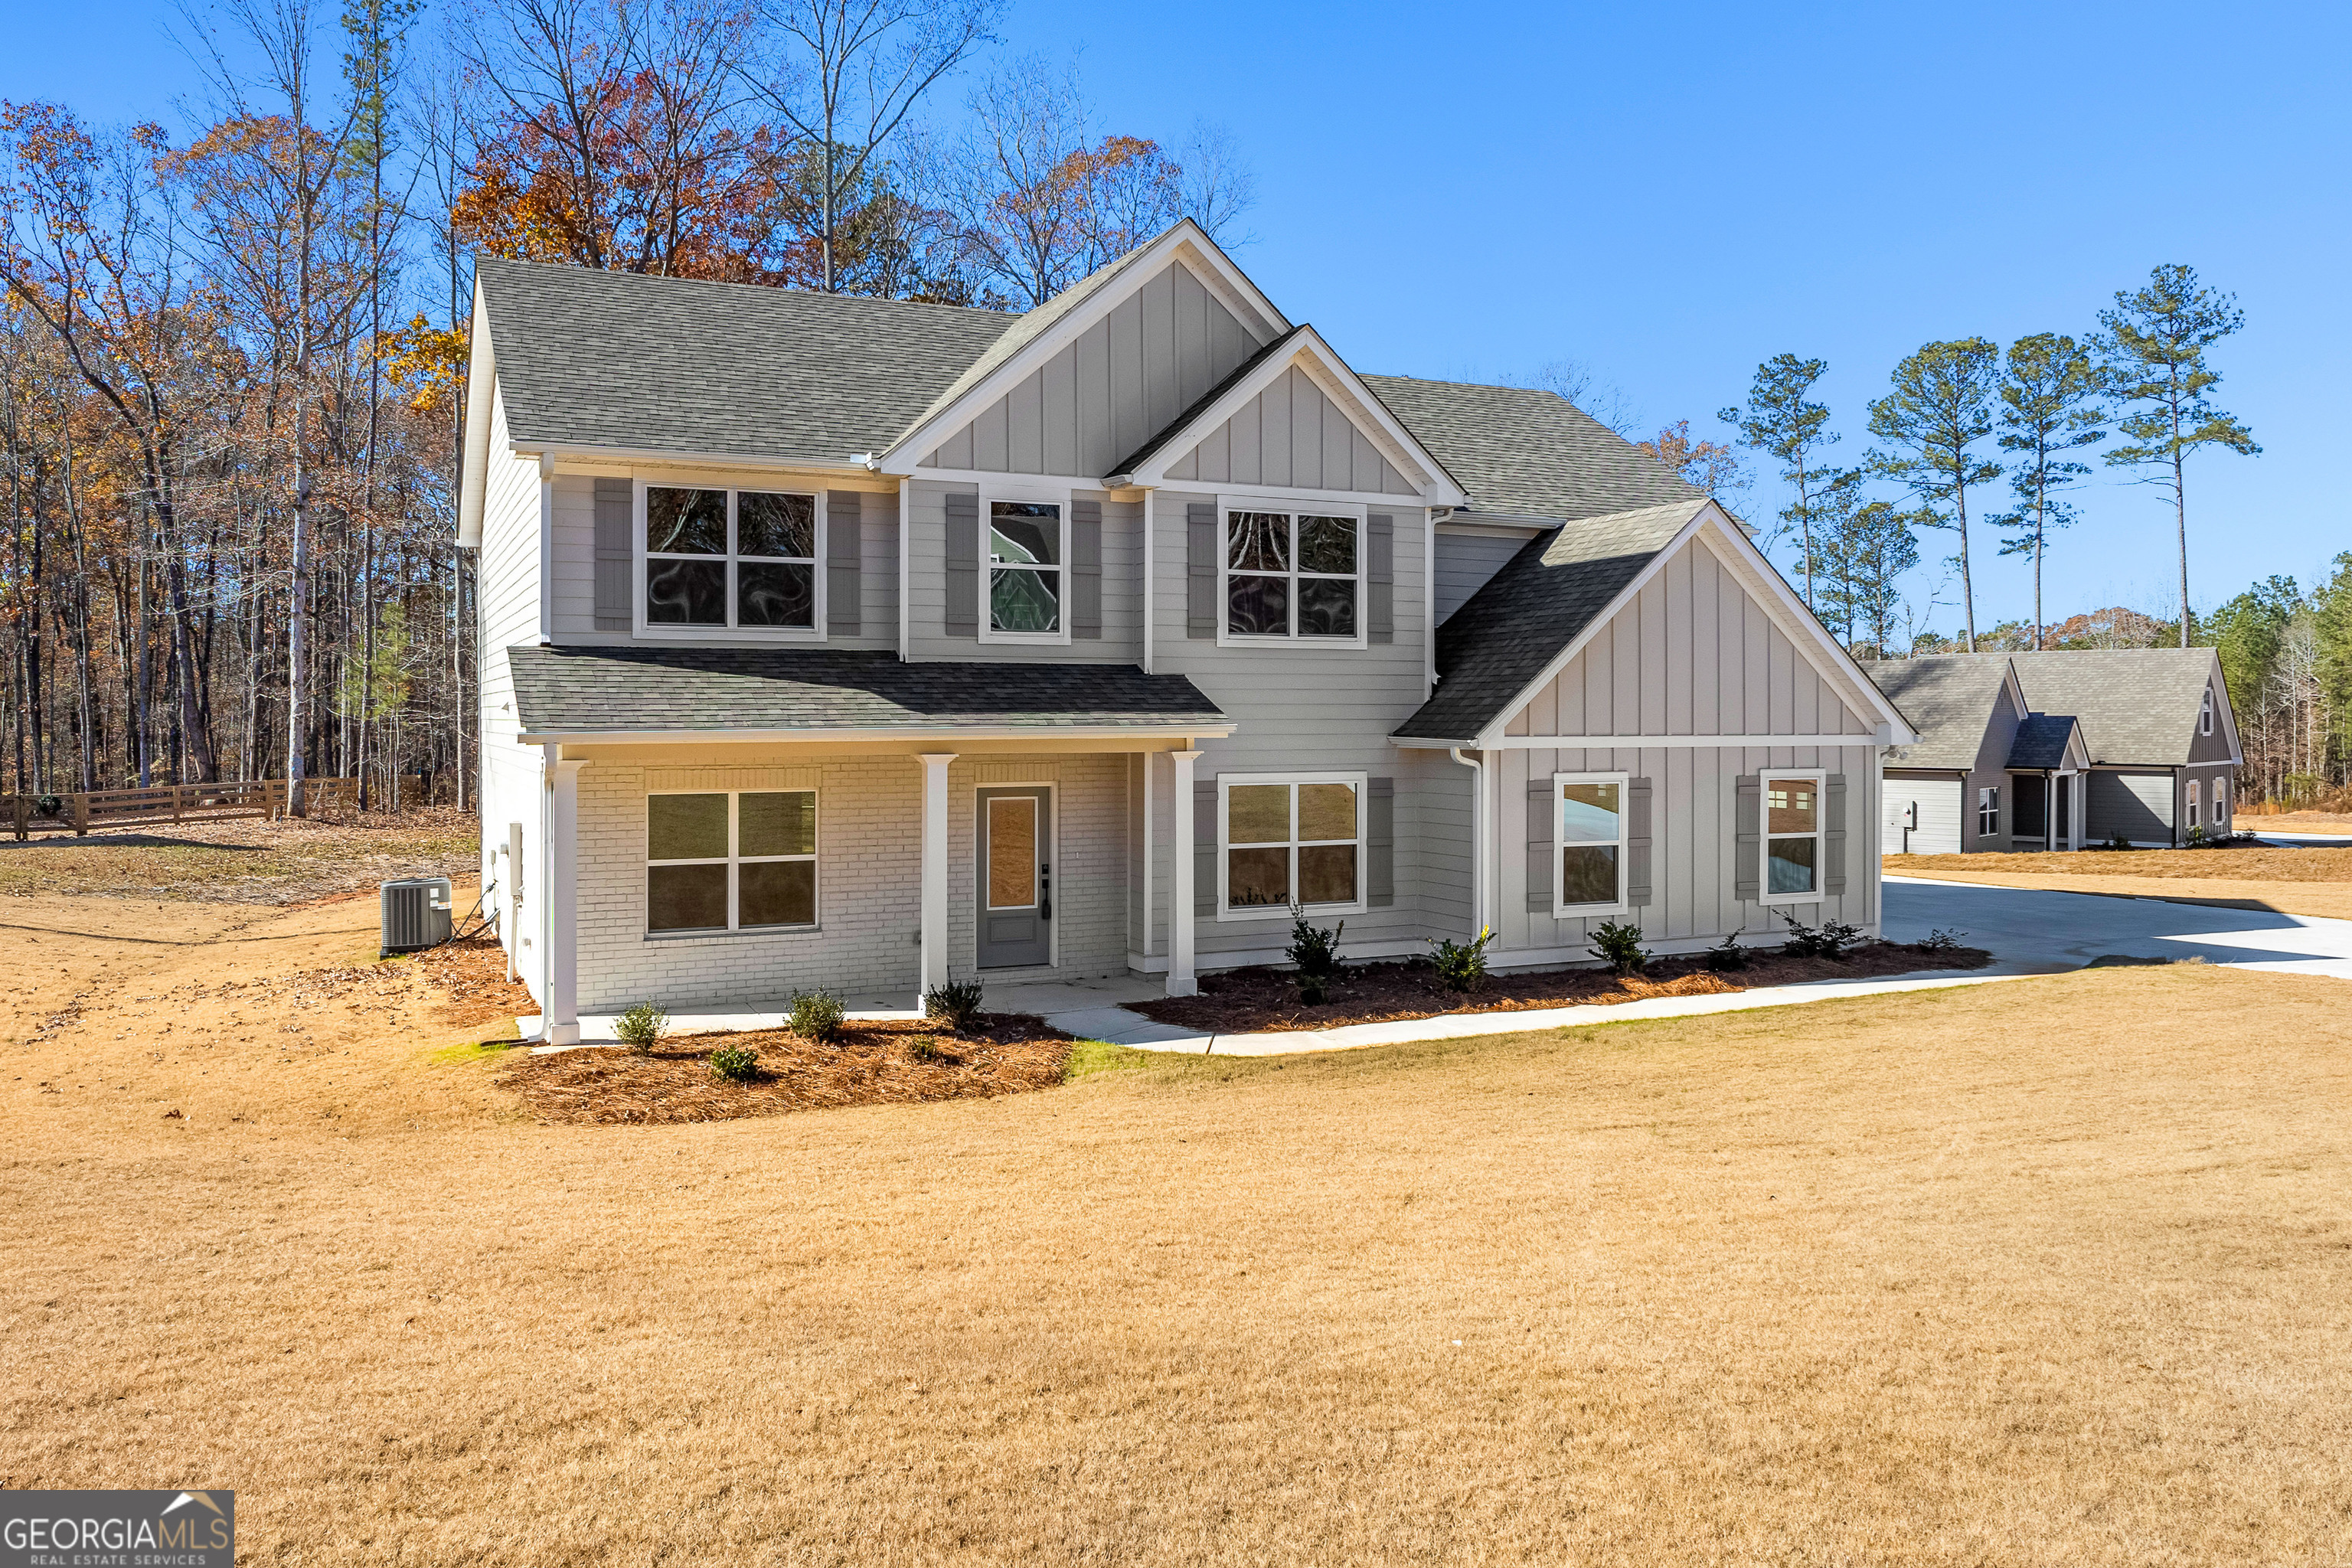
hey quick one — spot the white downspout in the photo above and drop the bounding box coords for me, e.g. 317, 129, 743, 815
1449, 747, 1488, 941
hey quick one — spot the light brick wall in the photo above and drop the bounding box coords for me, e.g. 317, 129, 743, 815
574, 750, 1132, 1014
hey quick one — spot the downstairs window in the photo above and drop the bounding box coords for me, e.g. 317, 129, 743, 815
647, 790, 817, 933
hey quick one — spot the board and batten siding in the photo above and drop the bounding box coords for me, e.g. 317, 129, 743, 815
1485, 528, 1883, 957
922, 261, 1262, 479
1162, 366, 1419, 495
903, 481, 1142, 662
475, 384, 551, 999
1433, 528, 1537, 623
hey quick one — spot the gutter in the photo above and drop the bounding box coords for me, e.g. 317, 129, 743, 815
517, 722, 1237, 746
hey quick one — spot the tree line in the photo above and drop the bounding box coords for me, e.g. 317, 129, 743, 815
0, 0, 1253, 809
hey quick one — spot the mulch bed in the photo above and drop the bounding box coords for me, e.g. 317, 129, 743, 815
496, 1014, 1074, 1125
1128, 940, 1994, 1035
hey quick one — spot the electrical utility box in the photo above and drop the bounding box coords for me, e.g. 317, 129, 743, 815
381, 877, 454, 956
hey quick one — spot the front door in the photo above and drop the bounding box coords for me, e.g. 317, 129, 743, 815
976, 787, 1052, 969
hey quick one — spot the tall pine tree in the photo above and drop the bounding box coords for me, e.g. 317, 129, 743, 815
1720, 354, 1837, 609
1994, 332, 2105, 648
1868, 338, 2002, 652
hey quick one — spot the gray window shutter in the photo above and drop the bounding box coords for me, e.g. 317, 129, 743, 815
593, 479, 631, 630
1187, 502, 1217, 639
827, 491, 861, 635
1526, 777, 1555, 913
1825, 773, 1848, 894
1627, 776, 1654, 907
1194, 777, 1219, 914
1734, 775, 1762, 900
1367, 513, 1394, 644
1367, 777, 1395, 907
1072, 498, 1102, 639
944, 490, 978, 637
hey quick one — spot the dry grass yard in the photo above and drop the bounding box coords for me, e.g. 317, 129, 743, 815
5, 877, 2350, 1566
1889, 844, 2352, 922
0, 808, 476, 903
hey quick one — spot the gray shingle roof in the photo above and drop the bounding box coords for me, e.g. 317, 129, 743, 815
478, 259, 1016, 463
2006, 713, 2081, 769
2009, 650, 2222, 766
1861, 657, 2014, 769
1361, 377, 1701, 523
1393, 500, 1709, 743
506, 646, 1227, 737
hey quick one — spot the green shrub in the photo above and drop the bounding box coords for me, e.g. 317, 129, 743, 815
1704, 932, 1749, 972
925, 977, 985, 1033
1588, 918, 1650, 976
906, 1034, 958, 1064
1426, 926, 1494, 994
1285, 905, 1346, 981
788, 988, 846, 1044
1779, 910, 1865, 959
615, 1001, 669, 1054
708, 1043, 760, 1082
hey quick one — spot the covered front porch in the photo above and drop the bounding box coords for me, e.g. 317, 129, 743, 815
500, 645, 1230, 1044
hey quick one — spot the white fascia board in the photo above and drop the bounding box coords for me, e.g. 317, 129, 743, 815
1115, 325, 1469, 508
516, 723, 1236, 746
514, 445, 879, 480
456, 283, 497, 547
875, 221, 1291, 475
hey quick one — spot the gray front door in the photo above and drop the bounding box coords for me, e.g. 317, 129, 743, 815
976, 787, 1052, 969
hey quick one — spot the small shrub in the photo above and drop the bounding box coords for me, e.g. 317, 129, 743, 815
34, 794, 62, 819
707, 1043, 760, 1082
1285, 904, 1346, 981
1779, 910, 1865, 960
2184, 822, 2210, 848
1588, 918, 1651, 977
926, 977, 985, 1033
615, 1001, 668, 1055
2105, 832, 2131, 851
1426, 926, 1494, 993
907, 1034, 959, 1064
1919, 926, 1967, 953
1297, 973, 1328, 1006
1704, 932, 1749, 972
788, 987, 846, 1044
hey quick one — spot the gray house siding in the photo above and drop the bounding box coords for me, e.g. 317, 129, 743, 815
1959, 679, 2024, 851
1434, 528, 1536, 623
920, 261, 1262, 479
2087, 769, 2174, 844
1883, 771, 1964, 855
1163, 366, 1419, 495
1484, 531, 1882, 958
905, 479, 1142, 663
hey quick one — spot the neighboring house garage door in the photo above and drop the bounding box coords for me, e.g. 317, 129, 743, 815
1883, 776, 1961, 855
2087, 771, 2171, 844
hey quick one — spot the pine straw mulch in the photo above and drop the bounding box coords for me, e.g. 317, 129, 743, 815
497, 1014, 1075, 1125
1129, 940, 1994, 1035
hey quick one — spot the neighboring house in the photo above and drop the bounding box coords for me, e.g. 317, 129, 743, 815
458, 220, 1914, 1042
1864, 650, 2239, 854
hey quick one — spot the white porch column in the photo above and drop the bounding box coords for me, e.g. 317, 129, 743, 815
544, 753, 586, 1045
917, 753, 956, 1006
2073, 773, 2087, 851
1168, 748, 1201, 997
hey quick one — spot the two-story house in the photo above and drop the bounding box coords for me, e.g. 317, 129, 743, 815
458, 220, 1914, 1042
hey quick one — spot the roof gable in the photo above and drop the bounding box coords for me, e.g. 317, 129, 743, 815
1865, 655, 2018, 770
1361, 376, 1698, 521
2007, 649, 2236, 766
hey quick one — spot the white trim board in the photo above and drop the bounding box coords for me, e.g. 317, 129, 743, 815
1426, 733, 1889, 750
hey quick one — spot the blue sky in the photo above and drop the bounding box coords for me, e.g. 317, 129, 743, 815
9, 0, 2344, 635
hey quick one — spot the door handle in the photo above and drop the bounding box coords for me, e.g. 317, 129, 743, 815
1039, 863, 1052, 921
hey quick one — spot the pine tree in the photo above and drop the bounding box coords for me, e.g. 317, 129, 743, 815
1719, 354, 1837, 609
1867, 338, 2002, 652
2099, 265, 2259, 648
1992, 333, 2105, 648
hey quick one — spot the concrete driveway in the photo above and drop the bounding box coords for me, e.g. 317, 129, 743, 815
1884, 875, 2352, 982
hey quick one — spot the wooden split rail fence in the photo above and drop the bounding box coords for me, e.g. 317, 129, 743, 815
8, 777, 358, 840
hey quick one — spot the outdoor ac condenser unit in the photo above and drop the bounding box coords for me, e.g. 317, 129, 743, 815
381, 877, 454, 956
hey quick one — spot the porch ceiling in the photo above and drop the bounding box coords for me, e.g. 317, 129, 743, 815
507, 645, 1229, 743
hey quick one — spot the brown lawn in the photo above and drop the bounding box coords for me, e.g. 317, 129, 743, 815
1889, 844, 2352, 921
5, 864, 2350, 1565
0, 807, 476, 903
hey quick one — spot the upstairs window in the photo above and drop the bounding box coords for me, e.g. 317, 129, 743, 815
645, 485, 818, 632
2200, 688, 2214, 736
1223, 508, 1361, 642
986, 500, 1065, 641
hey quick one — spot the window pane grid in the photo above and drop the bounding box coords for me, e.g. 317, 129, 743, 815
648, 790, 817, 933
645, 487, 818, 632
988, 501, 1063, 636
1223, 779, 1361, 911
1554, 775, 1626, 912
1223, 510, 1360, 640
1765, 775, 1822, 899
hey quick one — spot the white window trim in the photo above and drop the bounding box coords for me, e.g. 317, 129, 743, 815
632, 479, 827, 642
1215, 770, 1369, 923
1975, 784, 2000, 840
1552, 770, 1631, 918
2213, 776, 2228, 826
978, 484, 1073, 646
1760, 768, 1830, 907
645, 788, 820, 936
2200, 689, 2214, 736
1215, 496, 1370, 650
2185, 778, 2201, 828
